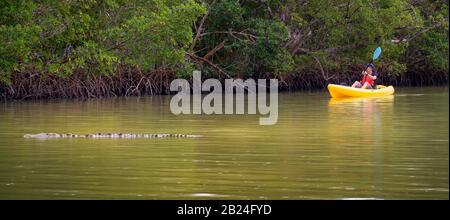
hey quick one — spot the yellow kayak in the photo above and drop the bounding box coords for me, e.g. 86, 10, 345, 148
327, 84, 394, 98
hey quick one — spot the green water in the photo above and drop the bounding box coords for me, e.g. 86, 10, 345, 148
0, 87, 448, 199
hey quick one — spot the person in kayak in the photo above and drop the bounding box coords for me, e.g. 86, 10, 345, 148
351, 63, 377, 89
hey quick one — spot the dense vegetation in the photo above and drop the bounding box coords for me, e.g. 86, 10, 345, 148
0, 0, 448, 99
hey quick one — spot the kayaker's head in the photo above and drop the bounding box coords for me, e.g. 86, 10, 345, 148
366, 63, 375, 75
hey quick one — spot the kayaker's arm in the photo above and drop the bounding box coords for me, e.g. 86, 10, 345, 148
367, 74, 377, 80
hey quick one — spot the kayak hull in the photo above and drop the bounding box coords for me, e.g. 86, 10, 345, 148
327, 84, 394, 98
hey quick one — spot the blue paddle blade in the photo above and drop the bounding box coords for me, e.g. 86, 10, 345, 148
372, 47, 382, 60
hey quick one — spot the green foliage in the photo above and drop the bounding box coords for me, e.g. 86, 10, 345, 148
196, 0, 293, 77
195, 0, 448, 79
209, 0, 244, 29
0, 0, 448, 85
0, 0, 206, 83
407, 0, 449, 74
106, 0, 206, 72
0, 24, 41, 84
417, 30, 449, 71
285, 0, 419, 72
0, 0, 35, 25
249, 18, 293, 75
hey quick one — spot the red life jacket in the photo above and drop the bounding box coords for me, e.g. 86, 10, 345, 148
361, 74, 375, 86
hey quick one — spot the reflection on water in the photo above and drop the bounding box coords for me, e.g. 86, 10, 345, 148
0, 87, 448, 199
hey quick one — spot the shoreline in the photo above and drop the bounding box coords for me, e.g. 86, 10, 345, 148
0, 68, 448, 100
0, 79, 449, 103
0, 76, 449, 101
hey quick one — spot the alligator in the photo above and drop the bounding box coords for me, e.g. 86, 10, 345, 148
24, 133, 202, 139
